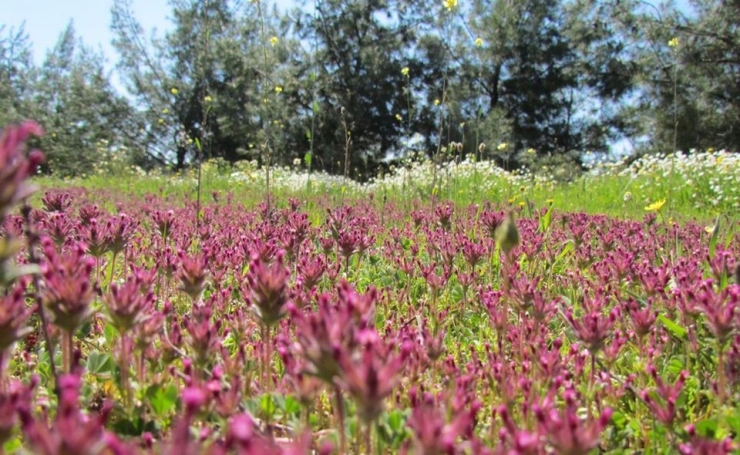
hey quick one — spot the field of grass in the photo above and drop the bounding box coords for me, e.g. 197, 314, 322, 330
3, 123, 740, 454
38, 148, 740, 224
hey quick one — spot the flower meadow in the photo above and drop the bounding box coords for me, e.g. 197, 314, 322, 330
78, 146, 740, 223
2, 121, 740, 454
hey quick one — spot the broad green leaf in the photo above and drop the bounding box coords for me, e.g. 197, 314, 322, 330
665, 356, 685, 377
103, 322, 118, 344
694, 418, 718, 438
283, 395, 302, 418
86, 351, 115, 377
259, 393, 277, 418
147, 384, 179, 418
4, 437, 21, 453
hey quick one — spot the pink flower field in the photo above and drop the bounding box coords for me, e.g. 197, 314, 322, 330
2, 122, 740, 454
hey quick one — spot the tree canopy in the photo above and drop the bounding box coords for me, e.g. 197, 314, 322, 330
1, 0, 738, 178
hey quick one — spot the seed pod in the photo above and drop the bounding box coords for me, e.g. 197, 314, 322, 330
495, 211, 520, 256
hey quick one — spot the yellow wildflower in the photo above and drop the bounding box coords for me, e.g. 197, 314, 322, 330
474, 38, 483, 48
401, 67, 410, 77
170, 88, 179, 95
644, 199, 666, 212
204, 95, 212, 103
497, 143, 508, 151
162, 108, 169, 114
434, 99, 441, 106
668, 37, 679, 48
395, 114, 402, 121
443, 0, 457, 10
269, 36, 279, 46
274, 86, 283, 93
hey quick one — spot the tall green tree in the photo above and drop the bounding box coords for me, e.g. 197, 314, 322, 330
292, 0, 433, 178
0, 24, 37, 127
430, 0, 637, 168
32, 22, 138, 177
112, 0, 298, 170
625, 0, 740, 154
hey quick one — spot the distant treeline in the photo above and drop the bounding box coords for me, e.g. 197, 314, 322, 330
1, 0, 737, 179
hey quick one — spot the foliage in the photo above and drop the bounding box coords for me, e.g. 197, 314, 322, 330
624, 0, 740, 154
2, 0, 739, 178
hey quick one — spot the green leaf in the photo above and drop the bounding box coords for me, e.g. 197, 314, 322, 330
539, 202, 554, 233
259, 393, 277, 418
694, 418, 718, 438
221, 332, 235, 350
86, 351, 115, 377
665, 356, 685, 377
449, 283, 463, 303
103, 322, 118, 344
610, 410, 627, 429
4, 437, 21, 453
658, 314, 687, 339
552, 240, 574, 267
147, 383, 179, 418
723, 214, 736, 249
283, 395, 302, 418
723, 413, 740, 436
708, 215, 720, 259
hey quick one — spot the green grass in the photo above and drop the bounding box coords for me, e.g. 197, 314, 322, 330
33, 155, 732, 225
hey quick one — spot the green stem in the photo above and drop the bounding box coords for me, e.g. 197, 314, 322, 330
21, 204, 58, 395
364, 420, 372, 454
120, 334, 131, 411
107, 251, 119, 290
264, 324, 272, 393
334, 384, 347, 454
717, 340, 725, 408
62, 330, 73, 374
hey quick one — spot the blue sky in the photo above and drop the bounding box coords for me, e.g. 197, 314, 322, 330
3, 0, 691, 68
3, 0, 169, 67
1, 0, 294, 68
